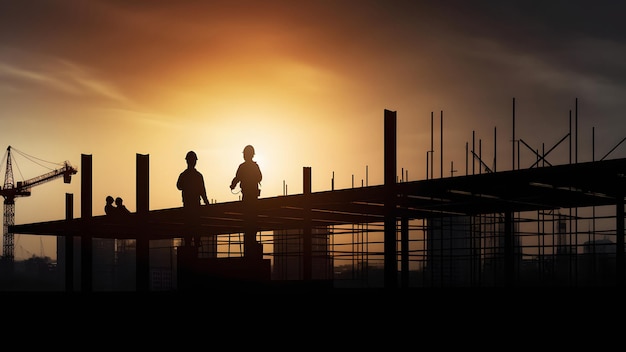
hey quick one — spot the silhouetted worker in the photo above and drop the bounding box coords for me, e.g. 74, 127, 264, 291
115, 197, 131, 215
230, 145, 262, 259
105, 195, 115, 215
230, 145, 262, 201
177, 150, 209, 248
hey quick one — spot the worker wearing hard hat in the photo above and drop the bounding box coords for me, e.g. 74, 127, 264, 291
230, 145, 263, 259
229, 145, 262, 202
177, 151, 209, 248
177, 151, 210, 207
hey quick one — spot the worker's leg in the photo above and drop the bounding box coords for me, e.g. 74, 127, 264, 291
243, 198, 260, 259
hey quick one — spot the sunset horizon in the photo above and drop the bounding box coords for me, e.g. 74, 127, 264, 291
2, 0, 625, 263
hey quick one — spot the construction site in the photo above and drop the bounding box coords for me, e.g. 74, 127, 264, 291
4, 100, 626, 291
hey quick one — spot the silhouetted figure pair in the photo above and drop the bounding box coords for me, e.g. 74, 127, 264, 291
105, 195, 131, 220
177, 150, 209, 248
230, 145, 262, 259
104, 196, 130, 221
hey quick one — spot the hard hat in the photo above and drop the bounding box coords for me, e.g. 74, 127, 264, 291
243, 145, 255, 155
185, 151, 198, 161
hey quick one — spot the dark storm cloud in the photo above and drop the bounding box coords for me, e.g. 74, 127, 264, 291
409, 2, 626, 124
428, 1, 626, 89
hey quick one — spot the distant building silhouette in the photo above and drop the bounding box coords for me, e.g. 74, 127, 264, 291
272, 227, 333, 281
425, 214, 521, 287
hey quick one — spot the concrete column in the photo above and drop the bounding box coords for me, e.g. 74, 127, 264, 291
384, 109, 398, 288
80, 154, 92, 293
136, 153, 150, 292
64, 193, 74, 292
303, 166, 312, 281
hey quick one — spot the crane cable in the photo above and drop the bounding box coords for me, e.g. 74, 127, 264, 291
2, 146, 68, 186
11, 146, 67, 171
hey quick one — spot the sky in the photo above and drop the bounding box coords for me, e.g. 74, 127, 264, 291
1, 0, 626, 260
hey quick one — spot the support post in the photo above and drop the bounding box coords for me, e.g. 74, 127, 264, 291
243, 207, 260, 260
136, 153, 150, 292
64, 193, 74, 292
401, 217, 409, 288
384, 109, 398, 288
616, 191, 624, 287
504, 211, 515, 287
80, 154, 93, 293
303, 166, 312, 281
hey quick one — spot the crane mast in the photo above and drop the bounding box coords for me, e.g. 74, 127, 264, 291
0, 146, 77, 267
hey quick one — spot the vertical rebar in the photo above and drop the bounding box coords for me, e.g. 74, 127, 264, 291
494, 126, 497, 172
431, 111, 434, 180
574, 98, 578, 164
440, 110, 443, 179
512, 97, 515, 171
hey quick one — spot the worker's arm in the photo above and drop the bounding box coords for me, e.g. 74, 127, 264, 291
202, 193, 209, 205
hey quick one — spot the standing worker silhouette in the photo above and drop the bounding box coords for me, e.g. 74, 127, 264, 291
230, 145, 262, 201
177, 151, 209, 248
230, 145, 262, 258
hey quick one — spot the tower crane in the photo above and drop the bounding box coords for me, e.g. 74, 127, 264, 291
0, 146, 77, 265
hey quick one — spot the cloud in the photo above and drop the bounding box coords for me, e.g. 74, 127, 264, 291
0, 50, 130, 104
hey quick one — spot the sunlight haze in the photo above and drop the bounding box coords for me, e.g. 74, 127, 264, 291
1, 1, 625, 260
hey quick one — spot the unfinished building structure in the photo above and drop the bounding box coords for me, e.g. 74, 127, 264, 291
9, 104, 626, 290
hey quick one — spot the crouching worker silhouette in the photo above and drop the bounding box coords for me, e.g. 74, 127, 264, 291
230, 145, 262, 259
177, 151, 210, 249
105, 195, 131, 221
115, 197, 131, 215
105, 195, 115, 215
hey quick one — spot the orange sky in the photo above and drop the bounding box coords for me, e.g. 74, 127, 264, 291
2, 1, 626, 260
